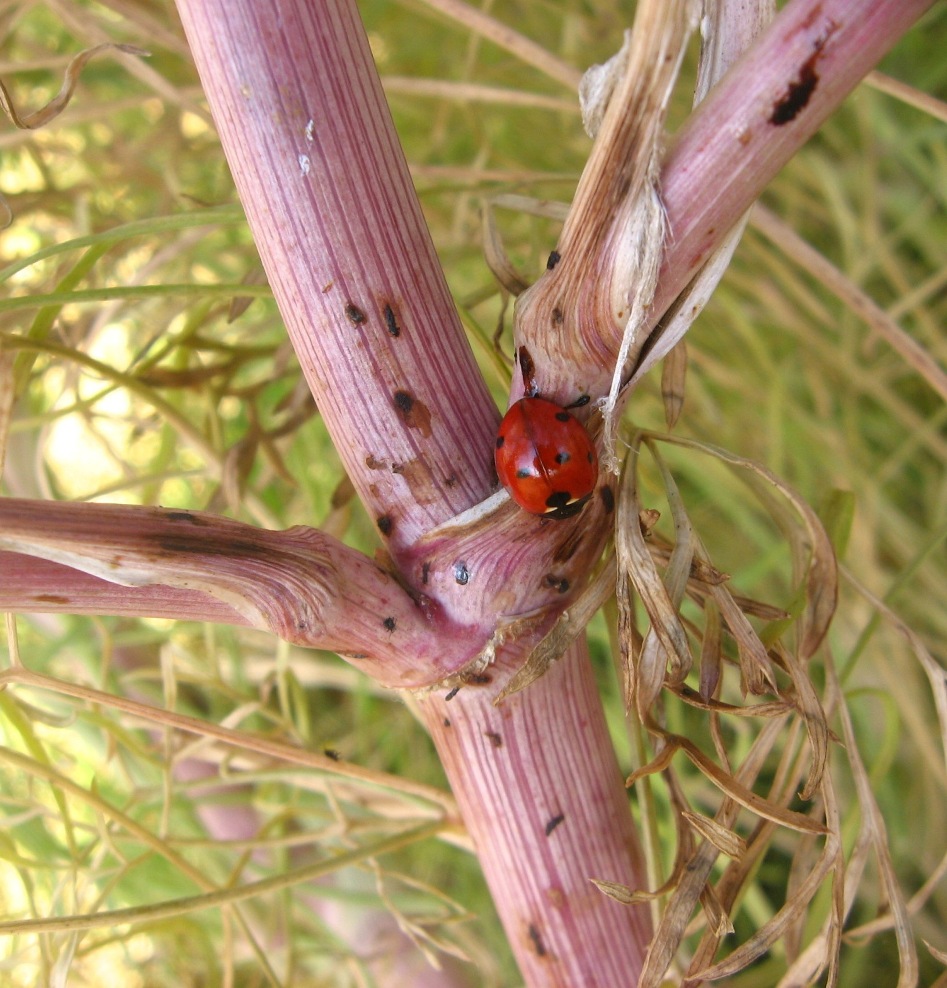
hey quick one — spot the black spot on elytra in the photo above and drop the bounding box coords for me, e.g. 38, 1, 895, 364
453, 561, 470, 585
516, 467, 536, 479
545, 490, 572, 511
377, 514, 393, 536
545, 813, 565, 836
484, 731, 502, 748
554, 411, 570, 423
345, 302, 366, 324
600, 484, 615, 513
544, 491, 591, 520
383, 616, 396, 632
528, 923, 546, 957
445, 686, 460, 701
555, 451, 570, 464
546, 250, 561, 270
383, 302, 401, 337
496, 434, 505, 450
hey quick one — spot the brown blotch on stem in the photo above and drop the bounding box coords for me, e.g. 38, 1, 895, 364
517, 346, 537, 396
769, 24, 836, 125
165, 510, 202, 524
544, 813, 565, 836
544, 574, 570, 594
383, 302, 401, 337
392, 389, 432, 437
344, 301, 367, 324
484, 731, 503, 748
527, 923, 547, 957
599, 485, 615, 514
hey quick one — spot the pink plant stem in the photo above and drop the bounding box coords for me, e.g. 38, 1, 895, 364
514, 0, 936, 400
0, 552, 248, 626
654, 0, 935, 324
420, 637, 652, 984
175, 0, 652, 981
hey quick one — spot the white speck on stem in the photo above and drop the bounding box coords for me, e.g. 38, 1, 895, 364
304, 118, 314, 143
298, 154, 310, 176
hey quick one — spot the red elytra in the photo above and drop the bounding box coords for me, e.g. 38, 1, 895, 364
494, 396, 598, 519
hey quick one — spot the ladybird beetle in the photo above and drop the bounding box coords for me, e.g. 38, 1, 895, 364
495, 396, 598, 519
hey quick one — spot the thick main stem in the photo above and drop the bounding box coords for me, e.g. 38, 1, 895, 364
175, 0, 652, 982
420, 639, 652, 986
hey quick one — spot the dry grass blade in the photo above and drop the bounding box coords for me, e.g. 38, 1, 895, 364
0, 43, 148, 129
700, 545, 779, 695
926, 940, 947, 965
591, 879, 653, 907
414, 0, 581, 88
481, 203, 530, 296
645, 438, 699, 688
650, 432, 839, 658
640, 837, 720, 988
661, 341, 687, 428
752, 205, 947, 404
778, 643, 831, 800
693, 829, 841, 981
617, 434, 693, 716
623, 0, 773, 397
682, 810, 747, 859
675, 736, 826, 835
777, 760, 845, 987
828, 660, 919, 986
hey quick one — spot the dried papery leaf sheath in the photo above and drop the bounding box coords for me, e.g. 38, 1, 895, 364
514, 0, 695, 405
